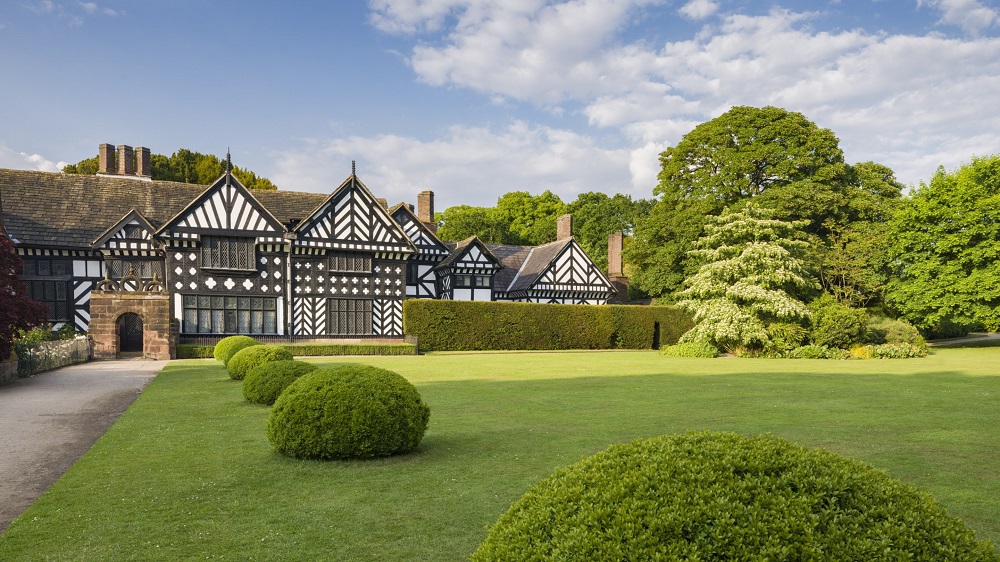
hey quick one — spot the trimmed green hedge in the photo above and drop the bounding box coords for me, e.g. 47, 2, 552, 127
176, 344, 215, 359
178, 342, 415, 359
403, 300, 692, 351
473, 431, 998, 561
214, 335, 260, 366
281, 343, 416, 356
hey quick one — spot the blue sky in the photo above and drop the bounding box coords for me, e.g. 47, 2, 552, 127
2, 1, 999, 210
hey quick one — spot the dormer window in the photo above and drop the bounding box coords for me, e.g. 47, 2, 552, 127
202, 236, 256, 271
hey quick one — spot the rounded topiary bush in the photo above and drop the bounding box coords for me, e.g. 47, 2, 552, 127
242, 360, 321, 405
266, 365, 430, 460
226, 344, 293, 381
214, 335, 260, 366
473, 431, 998, 561
660, 341, 719, 358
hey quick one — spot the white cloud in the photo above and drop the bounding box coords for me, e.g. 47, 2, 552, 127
678, 0, 718, 20
270, 122, 635, 208
371, 3, 1000, 189
0, 146, 65, 173
919, 0, 999, 35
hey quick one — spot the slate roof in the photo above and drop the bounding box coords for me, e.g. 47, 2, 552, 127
0, 168, 327, 249
489, 238, 572, 293
435, 236, 501, 271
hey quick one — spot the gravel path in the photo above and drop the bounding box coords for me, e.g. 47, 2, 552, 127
0, 360, 165, 534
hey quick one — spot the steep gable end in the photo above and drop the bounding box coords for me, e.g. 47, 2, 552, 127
391, 205, 449, 256
537, 240, 613, 291
156, 173, 284, 238
437, 237, 501, 272
293, 175, 414, 252
91, 210, 159, 254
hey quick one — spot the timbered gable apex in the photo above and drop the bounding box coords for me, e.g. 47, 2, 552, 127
91, 209, 160, 255
389, 203, 449, 257
537, 239, 614, 292
155, 172, 284, 238
292, 174, 415, 254
436, 236, 502, 273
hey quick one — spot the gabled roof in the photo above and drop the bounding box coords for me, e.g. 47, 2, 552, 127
389, 203, 449, 255
91, 209, 158, 249
489, 237, 615, 297
155, 172, 286, 237
0, 168, 334, 249
292, 174, 416, 253
436, 236, 502, 271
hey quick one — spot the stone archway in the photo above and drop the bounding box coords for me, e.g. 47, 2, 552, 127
89, 291, 176, 360
117, 312, 144, 353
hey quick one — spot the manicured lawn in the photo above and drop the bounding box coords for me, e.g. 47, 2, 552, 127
1, 348, 998, 560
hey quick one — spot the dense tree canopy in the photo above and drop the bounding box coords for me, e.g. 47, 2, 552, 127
0, 232, 49, 360
677, 204, 816, 352
436, 190, 652, 273
887, 156, 1000, 334
62, 149, 277, 190
626, 106, 851, 299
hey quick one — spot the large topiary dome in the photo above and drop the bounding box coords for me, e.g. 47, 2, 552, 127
214, 335, 260, 366
226, 344, 293, 381
266, 365, 430, 460
242, 359, 321, 405
473, 431, 998, 561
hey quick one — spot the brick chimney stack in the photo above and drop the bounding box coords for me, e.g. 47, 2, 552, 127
417, 190, 436, 232
607, 231, 629, 303
557, 214, 573, 240
98, 143, 115, 174
117, 145, 134, 175
136, 146, 151, 177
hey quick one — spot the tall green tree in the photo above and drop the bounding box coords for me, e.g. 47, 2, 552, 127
627, 106, 850, 299
887, 155, 1000, 334
818, 162, 905, 308
63, 149, 277, 189
494, 191, 566, 246
565, 192, 653, 271
436, 205, 512, 244
677, 204, 816, 352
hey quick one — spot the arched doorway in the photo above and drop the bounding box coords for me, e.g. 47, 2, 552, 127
118, 312, 144, 354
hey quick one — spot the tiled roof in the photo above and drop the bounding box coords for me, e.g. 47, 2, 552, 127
0, 169, 326, 248
487, 243, 533, 292
500, 238, 572, 293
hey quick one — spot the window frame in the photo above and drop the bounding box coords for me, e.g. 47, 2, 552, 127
181, 294, 278, 335
200, 236, 257, 272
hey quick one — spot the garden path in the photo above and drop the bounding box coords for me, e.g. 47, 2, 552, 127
0, 360, 164, 534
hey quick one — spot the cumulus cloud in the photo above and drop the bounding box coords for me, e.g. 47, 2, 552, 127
368, 2, 1000, 189
678, 0, 718, 20
270, 122, 635, 207
0, 146, 65, 173
919, 0, 999, 35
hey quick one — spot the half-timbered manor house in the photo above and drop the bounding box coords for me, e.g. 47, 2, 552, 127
0, 145, 619, 357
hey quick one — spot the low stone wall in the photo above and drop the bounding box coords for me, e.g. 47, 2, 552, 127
1, 356, 18, 385
15, 337, 91, 378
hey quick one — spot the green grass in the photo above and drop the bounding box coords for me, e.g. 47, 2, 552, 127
2, 349, 999, 560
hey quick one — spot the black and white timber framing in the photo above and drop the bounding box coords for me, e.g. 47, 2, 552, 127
1, 160, 615, 340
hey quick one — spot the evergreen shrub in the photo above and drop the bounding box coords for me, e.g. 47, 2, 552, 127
266, 365, 430, 460
403, 300, 691, 351
765, 322, 809, 353
809, 295, 868, 348
852, 343, 929, 359
865, 316, 925, 346
227, 344, 293, 380
789, 344, 851, 359
473, 431, 998, 561
660, 342, 719, 358
214, 335, 260, 365
242, 360, 321, 405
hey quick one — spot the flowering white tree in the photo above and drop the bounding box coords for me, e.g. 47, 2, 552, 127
677, 204, 816, 352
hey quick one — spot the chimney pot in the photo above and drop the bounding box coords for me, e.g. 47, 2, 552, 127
557, 214, 573, 241
117, 145, 134, 175
98, 143, 115, 174
136, 146, 151, 177
376, 197, 388, 210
